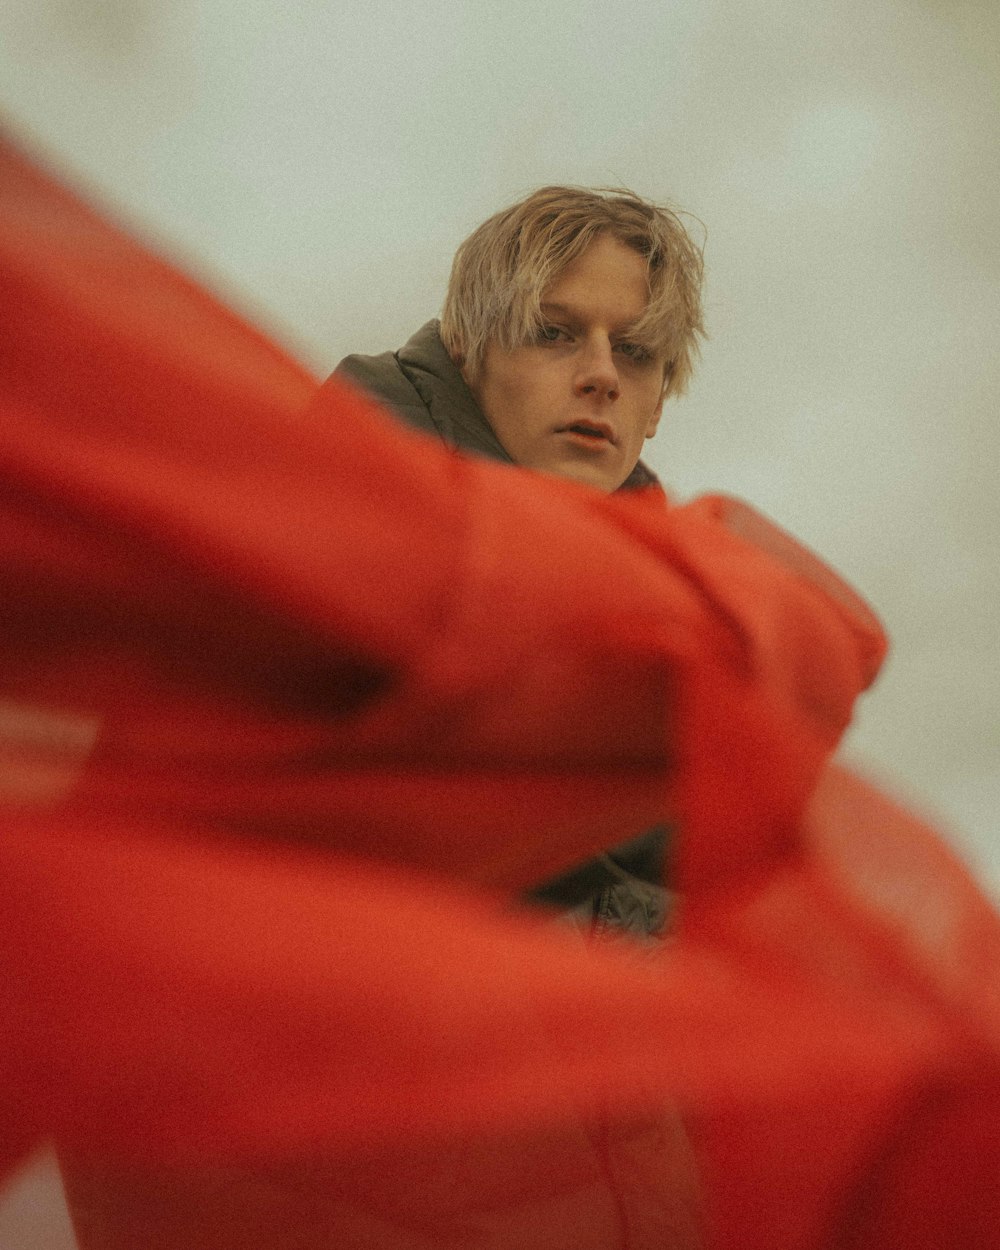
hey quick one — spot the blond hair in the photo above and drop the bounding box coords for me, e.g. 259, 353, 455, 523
440, 185, 706, 399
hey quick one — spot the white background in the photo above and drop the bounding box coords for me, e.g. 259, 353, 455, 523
1, 1, 997, 1243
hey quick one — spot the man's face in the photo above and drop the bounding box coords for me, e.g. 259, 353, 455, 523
464, 233, 666, 492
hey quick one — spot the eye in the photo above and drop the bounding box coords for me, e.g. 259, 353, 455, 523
536, 323, 570, 345
615, 340, 653, 364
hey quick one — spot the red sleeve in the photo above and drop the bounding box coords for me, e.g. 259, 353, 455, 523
686, 763, 1000, 1250
0, 132, 882, 892
3, 131, 1000, 1250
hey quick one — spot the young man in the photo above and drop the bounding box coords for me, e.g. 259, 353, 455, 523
312, 186, 707, 938
327, 185, 704, 494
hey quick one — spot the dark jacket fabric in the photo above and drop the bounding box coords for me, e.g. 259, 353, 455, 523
324, 320, 671, 936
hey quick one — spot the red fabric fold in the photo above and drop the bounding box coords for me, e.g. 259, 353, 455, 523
3, 130, 1000, 1248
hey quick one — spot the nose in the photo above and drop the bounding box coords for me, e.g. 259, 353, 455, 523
574, 336, 620, 401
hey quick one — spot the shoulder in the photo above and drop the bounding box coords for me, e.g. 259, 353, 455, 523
332, 326, 440, 438
319, 323, 512, 465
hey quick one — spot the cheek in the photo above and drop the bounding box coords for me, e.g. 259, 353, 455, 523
496, 370, 555, 422
481, 358, 526, 407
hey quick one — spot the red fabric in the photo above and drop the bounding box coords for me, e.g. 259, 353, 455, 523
2, 131, 1000, 1247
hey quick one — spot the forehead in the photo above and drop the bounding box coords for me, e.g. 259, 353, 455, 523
541, 233, 650, 326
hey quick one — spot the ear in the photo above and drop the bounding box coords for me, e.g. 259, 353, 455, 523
646, 359, 674, 438
458, 355, 481, 396
449, 343, 473, 388
644, 396, 665, 439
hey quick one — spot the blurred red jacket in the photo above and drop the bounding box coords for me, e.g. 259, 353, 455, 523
2, 132, 998, 1249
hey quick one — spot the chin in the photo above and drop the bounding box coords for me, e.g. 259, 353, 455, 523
538, 462, 619, 493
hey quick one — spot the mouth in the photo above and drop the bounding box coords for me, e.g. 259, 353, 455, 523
556, 420, 616, 445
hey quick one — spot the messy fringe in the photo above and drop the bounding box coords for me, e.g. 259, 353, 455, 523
440, 185, 707, 400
